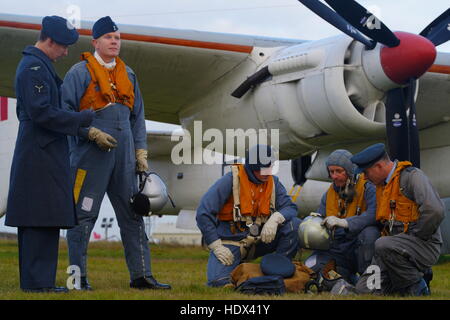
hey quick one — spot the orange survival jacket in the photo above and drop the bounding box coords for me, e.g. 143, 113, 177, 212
79, 52, 134, 111
376, 161, 419, 233
218, 164, 274, 222
326, 175, 367, 218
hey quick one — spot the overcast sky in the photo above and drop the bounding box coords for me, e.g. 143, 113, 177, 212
1, 0, 449, 52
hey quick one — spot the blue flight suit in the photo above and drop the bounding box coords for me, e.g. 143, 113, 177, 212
61, 58, 151, 281
305, 179, 380, 283
196, 166, 301, 287
6, 46, 94, 289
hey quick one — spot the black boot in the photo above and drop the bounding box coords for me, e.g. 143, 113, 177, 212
80, 277, 93, 291
130, 276, 171, 290
423, 268, 433, 294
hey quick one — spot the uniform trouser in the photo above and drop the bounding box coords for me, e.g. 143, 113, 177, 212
66, 118, 151, 281
18, 227, 60, 289
206, 217, 302, 287
305, 226, 380, 284
355, 233, 441, 295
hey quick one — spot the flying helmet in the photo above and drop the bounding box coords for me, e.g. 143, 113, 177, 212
298, 213, 330, 250
130, 172, 169, 216
141, 172, 169, 213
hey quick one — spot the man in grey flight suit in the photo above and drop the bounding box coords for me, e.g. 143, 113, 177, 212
62, 16, 170, 290
351, 143, 444, 296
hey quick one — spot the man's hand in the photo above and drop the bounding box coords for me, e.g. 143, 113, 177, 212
321, 216, 349, 229
208, 239, 234, 266
135, 149, 149, 172
261, 212, 285, 243
88, 127, 117, 151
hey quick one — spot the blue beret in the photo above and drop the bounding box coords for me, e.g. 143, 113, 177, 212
260, 253, 295, 278
351, 143, 387, 173
93, 16, 119, 39
42, 16, 79, 45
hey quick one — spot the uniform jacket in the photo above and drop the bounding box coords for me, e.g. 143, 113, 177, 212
196, 165, 298, 245
6, 46, 94, 228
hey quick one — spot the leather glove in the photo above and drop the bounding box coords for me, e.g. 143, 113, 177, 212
261, 211, 285, 244
88, 127, 117, 151
135, 149, 149, 172
208, 239, 234, 266
321, 216, 349, 229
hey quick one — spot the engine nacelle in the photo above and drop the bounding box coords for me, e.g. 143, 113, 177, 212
180, 35, 388, 159
253, 35, 387, 158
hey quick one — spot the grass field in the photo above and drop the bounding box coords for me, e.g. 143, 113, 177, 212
0, 239, 449, 300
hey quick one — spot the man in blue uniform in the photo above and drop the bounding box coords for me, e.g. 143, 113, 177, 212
62, 16, 170, 290
196, 145, 301, 287
5, 16, 97, 293
304, 149, 379, 285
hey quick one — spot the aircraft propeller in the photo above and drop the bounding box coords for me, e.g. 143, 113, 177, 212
299, 1, 449, 168
233, 1, 449, 168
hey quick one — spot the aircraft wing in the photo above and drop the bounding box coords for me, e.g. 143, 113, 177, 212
146, 125, 184, 159
0, 13, 301, 124
415, 52, 450, 131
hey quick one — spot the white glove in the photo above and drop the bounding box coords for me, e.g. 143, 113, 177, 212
321, 216, 349, 229
261, 212, 285, 244
208, 239, 234, 266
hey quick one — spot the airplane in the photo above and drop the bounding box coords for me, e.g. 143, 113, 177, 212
0, 1, 449, 253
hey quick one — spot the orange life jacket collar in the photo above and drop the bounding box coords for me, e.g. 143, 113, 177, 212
326, 175, 367, 218
376, 161, 419, 234
79, 52, 134, 111
219, 164, 274, 221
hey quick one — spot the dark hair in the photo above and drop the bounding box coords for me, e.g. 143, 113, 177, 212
38, 30, 49, 42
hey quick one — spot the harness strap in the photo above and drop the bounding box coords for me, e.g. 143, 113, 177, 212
222, 236, 260, 261
231, 166, 241, 222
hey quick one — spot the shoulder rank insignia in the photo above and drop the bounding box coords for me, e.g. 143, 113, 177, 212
30, 66, 41, 71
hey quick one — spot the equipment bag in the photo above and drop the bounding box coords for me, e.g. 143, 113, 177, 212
235, 275, 286, 296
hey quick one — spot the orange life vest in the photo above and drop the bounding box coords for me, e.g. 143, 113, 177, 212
218, 164, 274, 222
376, 161, 419, 234
326, 175, 367, 218
79, 52, 134, 111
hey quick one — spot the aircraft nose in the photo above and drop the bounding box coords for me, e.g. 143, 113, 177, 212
380, 31, 436, 84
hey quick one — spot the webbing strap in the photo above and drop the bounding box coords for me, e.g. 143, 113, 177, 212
222, 236, 260, 261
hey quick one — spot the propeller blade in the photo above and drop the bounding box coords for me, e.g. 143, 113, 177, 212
324, 0, 400, 47
385, 88, 410, 162
406, 79, 420, 167
297, 0, 375, 48
419, 8, 450, 46
231, 66, 271, 98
